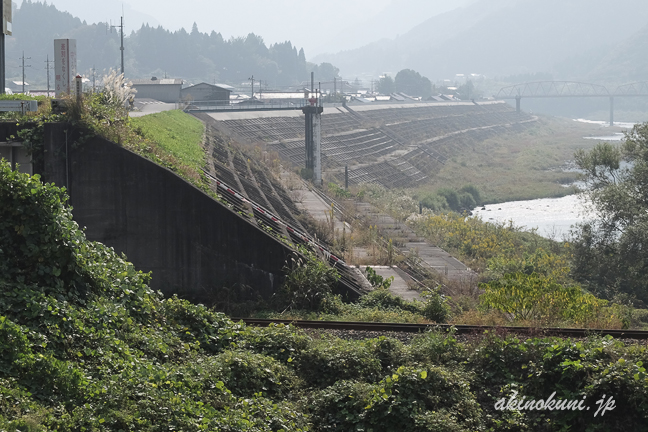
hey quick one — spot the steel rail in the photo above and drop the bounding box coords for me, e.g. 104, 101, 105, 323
234, 318, 648, 339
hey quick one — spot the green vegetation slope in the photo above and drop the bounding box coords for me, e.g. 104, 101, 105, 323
2, 154, 648, 431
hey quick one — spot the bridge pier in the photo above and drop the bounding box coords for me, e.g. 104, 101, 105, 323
515, 94, 521, 113
609, 96, 614, 127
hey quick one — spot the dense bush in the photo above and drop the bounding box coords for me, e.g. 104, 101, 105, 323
0, 163, 308, 430
408, 330, 465, 366
420, 192, 449, 211
420, 286, 452, 322
288, 286, 450, 324
364, 265, 394, 290
418, 185, 482, 213
359, 287, 420, 313
460, 184, 482, 205
275, 249, 339, 312
296, 337, 383, 388
485, 248, 571, 283
479, 273, 613, 326
437, 187, 460, 210
310, 365, 482, 432
235, 323, 311, 363
211, 350, 303, 397
467, 333, 648, 431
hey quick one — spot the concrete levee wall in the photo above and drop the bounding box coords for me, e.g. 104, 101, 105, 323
39, 122, 292, 304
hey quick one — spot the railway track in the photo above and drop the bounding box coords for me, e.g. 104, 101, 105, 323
235, 318, 648, 340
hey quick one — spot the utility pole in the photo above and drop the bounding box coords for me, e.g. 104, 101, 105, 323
248, 75, 254, 98
110, 15, 124, 75
92, 65, 96, 93
44, 55, 53, 97
0, 0, 5, 94
0, 0, 11, 95
19, 51, 31, 94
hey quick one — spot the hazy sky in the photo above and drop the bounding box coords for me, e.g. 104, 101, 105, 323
16, 0, 472, 57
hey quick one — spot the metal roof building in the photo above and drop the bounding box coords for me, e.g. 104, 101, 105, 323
181, 82, 231, 103
131, 78, 183, 103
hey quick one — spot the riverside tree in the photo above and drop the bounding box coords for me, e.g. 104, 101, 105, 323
394, 69, 433, 99
570, 122, 648, 304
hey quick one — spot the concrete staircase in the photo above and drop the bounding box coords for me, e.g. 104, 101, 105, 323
307, 186, 474, 284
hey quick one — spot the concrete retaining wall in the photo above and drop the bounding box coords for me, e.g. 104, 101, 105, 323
39, 122, 293, 304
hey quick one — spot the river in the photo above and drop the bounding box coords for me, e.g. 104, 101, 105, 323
471, 194, 592, 240
470, 119, 635, 239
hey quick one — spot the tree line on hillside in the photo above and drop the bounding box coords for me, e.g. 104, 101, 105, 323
6, 0, 333, 88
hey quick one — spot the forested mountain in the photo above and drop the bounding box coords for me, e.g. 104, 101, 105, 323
6, 1, 310, 88
126, 24, 308, 87
314, 0, 648, 84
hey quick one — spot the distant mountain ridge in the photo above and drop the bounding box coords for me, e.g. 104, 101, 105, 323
308, 0, 477, 56
314, 0, 648, 83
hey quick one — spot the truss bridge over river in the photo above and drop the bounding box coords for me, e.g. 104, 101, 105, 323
496, 81, 648, 126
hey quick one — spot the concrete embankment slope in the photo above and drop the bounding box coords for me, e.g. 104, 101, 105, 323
203, 102, 511, 296
213, 100, 534, 189
36, 122, 294, 304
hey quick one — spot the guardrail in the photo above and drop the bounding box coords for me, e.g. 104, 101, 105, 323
0, 100, 38, 113
185, 100, 309, 112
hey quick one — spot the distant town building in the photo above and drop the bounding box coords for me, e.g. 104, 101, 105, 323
131, 77, 183, 103
181, 82, 232, 103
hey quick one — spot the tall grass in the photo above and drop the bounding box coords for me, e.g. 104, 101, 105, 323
130, 110, 205, 174
414, 116, 601, 204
